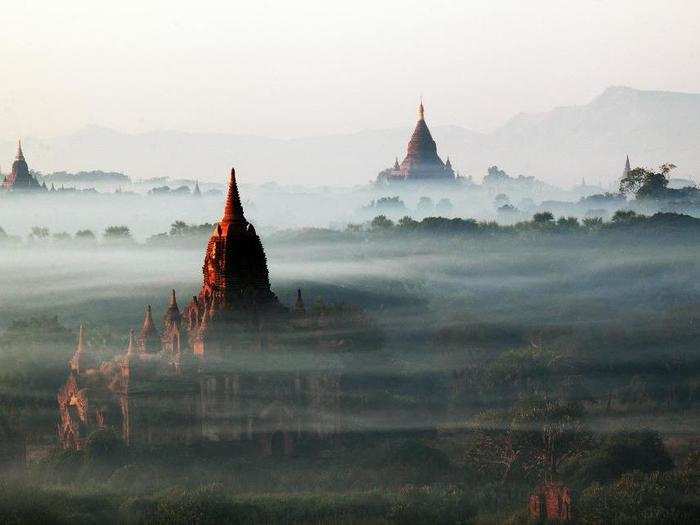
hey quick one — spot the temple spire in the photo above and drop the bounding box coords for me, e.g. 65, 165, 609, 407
16, 139, 24, 161
418, 97, 425, 121
294, 288, 306, 316
221, 168, 246, 225
127, 329, 135, 355
77, 324, 85, 353
141, 305, 156, 336
170, 289, 178, 309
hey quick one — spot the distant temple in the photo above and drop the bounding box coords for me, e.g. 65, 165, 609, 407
1, 140, 44, 192
57, 168, 357, 455
376, 101, 456, 184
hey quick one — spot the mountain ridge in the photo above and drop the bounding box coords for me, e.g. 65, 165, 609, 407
2, 86, 698, 186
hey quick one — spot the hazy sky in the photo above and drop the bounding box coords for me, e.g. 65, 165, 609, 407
2, 0, 699, 139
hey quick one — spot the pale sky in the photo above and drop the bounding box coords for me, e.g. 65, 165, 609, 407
2, 0, 699, 139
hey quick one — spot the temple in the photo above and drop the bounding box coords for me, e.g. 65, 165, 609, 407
57, 168, 351, 455
376, 101, 456, 184
1, 140, 44, 192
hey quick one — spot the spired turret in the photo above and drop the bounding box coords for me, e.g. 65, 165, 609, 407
163, 290, 182, 355
139, 305, 160, 353
164, 289, 182, 330
69, 324, 95, 374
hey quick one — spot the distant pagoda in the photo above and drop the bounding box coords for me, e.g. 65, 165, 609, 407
376, 100, 456, 184
1, 140, 43, 192
623, 155, 631, 178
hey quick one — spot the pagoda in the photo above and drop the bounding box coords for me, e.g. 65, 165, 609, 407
185, 168, 283, 356
376, 101, 456, 184
1, 140, 43, 191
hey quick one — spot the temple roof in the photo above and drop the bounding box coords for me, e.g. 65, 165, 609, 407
164, 289, 181, 328
140, 305, 158, 340
70, 324, 95, 373
399, 101, 444, 173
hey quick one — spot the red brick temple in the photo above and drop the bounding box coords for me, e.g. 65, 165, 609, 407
58, 168, 348, 455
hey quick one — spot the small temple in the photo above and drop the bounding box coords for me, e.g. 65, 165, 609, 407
376, 100, 456, 184
1, 140, 44, 192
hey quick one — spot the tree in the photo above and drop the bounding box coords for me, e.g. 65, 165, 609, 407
103, 225, 133, 242
398, 216, 419, 229
416, 196, 434, 213
370, 215, 394, 230
169, 220, 189, 236
532, 212, 554, 224
484, 166, 510, 184
30, 226, 50, 241
619, 163, 675, 198
436, 198, 453, 213
582, 217, 603, 228
470, 396, 590, 482
75, 229, 96, 240
612, 210, 641, 223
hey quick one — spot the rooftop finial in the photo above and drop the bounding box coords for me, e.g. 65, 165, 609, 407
221, 167, 246, 225
170, 289, 178, 308
418, 96, 424, 121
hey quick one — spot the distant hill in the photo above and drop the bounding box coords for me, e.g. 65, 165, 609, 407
481, 86, 700, 185
2, 87, 698, 187
38, 170, 130, 188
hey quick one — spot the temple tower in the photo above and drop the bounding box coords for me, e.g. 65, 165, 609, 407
199, 168, 278, 312
377, 100, 456, 184
623, 155, 631, 178
139, 305, 160, 353
2, 140, 43, 191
